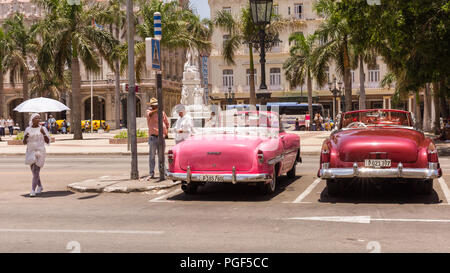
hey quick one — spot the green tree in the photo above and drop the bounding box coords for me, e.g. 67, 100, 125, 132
93, 0, 127, 130
35, 0, 118, 139
3, 13, 38, 103
214, 6, 303, 105
314, 0, 354, 112
0, 26, 12, 117
122, 0, 212, 82
283, 32, 327, 124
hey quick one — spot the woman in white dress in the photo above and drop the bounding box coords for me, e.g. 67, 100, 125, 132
23, 113, 50, 197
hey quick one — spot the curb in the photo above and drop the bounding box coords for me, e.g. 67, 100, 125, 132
67, 181, 181, 193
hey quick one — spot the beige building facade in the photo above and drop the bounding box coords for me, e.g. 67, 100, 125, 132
0, 0, 185, 129
208, 0, 407, 117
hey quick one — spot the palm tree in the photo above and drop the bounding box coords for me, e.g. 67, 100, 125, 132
284, 32, 327, 125
314, 0, 353, 112
0, 26, 11, 117
126, 0, 211, 83
3, 13, 38, 103
35, 0, 118, 140
93, 0, 127, 130
350, 49, 376, 110
2, 13, 39, 129
214, 6, 303, 106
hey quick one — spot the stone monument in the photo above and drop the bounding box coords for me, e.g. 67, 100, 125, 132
171, 47, 212, 127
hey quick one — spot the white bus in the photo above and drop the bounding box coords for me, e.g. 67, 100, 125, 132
226, 102, 325, 130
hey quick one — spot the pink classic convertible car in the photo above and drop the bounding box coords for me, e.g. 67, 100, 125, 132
319, 109, 442, 196
166, 110, 301, 194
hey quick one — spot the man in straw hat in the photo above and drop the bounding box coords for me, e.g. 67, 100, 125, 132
146, 97, 169, 180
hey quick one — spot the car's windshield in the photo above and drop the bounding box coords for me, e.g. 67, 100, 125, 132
340, 110, 412, 129
195, 110, 280, 137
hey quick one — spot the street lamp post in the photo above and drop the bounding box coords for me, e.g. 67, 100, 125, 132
328, 76, 343, 119
225, 86, 235, 105
249, 0, 273, 105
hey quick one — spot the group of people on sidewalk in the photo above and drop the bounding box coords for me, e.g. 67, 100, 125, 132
294, 112, 332, 131
0, 116, 15, 137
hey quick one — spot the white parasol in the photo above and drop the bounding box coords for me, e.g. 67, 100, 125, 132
13, 97, 70, 113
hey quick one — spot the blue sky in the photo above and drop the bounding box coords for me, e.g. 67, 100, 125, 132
190, 0, 210, 19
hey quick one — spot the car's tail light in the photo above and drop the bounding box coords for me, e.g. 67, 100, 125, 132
257, 150, 264, 164
321, 142, 330, 163
428, 142, 438, 162
168, 150, 174, 164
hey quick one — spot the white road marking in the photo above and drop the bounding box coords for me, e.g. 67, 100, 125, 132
283, 216, 450, 224
0, 228, 164, 235
437, 177, 450, 204
292, 178, 322, 203
285, 216, 371, 224
148, 188, 183, 202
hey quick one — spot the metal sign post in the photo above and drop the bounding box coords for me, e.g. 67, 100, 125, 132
146, 12, 165, 181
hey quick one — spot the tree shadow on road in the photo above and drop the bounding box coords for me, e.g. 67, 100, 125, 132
167, 175, 300, 202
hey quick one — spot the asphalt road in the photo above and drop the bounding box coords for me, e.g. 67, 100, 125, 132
1, 155, 450, 253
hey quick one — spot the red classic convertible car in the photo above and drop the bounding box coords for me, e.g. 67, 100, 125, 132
319, 109, 442, 196
166, 110, 301, 194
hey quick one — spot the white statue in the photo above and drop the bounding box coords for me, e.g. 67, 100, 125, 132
193, 85, 204, 105
181, 86, 188, 105
184, 47, 199, 73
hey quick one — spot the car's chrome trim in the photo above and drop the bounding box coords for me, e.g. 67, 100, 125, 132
166, 170, 271, 183
320, 162, 440, 179
268, 155, 284, 165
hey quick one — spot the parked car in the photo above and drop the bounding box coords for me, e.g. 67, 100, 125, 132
166, 110, 301, 195
318, 109, 442, 196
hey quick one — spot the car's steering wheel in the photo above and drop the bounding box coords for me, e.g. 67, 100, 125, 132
347, 122, 368, 128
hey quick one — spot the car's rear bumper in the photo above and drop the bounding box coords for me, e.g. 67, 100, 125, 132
165, 168, 270, 184
319, 162, 441, 180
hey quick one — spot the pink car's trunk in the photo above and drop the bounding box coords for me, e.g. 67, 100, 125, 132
179, 135, 264, 172
335, 128, 423, 163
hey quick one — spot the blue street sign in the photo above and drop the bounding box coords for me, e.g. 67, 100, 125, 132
151, 38, 161, 70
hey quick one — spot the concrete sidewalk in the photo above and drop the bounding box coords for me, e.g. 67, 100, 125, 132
0, 130, 331, 156
67, 174, 181, 193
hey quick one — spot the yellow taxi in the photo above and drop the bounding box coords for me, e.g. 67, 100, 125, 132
56, 120, 110, 132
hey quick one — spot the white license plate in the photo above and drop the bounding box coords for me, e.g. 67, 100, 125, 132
364, 159, 391, 168
199, 175, 224, 182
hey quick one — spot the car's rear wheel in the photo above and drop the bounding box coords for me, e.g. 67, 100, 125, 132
181, 182, 198, 194
326, 179, 340, 197
261, 166, 277, 195
287, 158, 297, 178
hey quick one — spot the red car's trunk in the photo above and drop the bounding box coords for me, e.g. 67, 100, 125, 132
178, 135, 264, 172
334, 128, 423, 163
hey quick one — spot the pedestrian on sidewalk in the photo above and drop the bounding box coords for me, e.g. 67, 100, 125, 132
61, 120, 67, 134
23, 113, 50, 197
173, 104, 194, 144
146, 97, 169, 180
48, 115, 56, 134
6, 116, 14, 136
0, 116, 5, 137
305, 111, 310, 131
